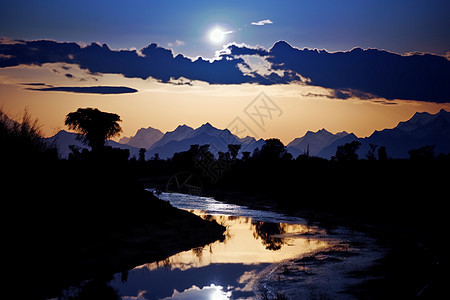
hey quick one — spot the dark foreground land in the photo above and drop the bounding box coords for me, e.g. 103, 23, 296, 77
140, 157, 448, 299
216, 160, 446, 299
4, 159, 225, 299
1, 110, 226, 299
2, 111, 447, 298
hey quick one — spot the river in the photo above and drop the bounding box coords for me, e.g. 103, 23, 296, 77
107, 191, 385, 299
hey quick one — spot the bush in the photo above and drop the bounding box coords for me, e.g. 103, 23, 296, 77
0, 109, 58, 163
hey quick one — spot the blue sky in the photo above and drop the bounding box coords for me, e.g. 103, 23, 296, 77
1, 0, 449, 141
1, 0, 449, 58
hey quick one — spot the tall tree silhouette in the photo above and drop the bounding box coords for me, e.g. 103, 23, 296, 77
65, 108, 122, 152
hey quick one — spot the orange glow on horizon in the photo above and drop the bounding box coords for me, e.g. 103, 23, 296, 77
1, 64, 449, 145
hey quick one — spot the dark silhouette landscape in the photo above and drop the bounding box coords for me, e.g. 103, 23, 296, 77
2, 1, 449, 298
1, 109, 225, 299
2, 107, 448, 299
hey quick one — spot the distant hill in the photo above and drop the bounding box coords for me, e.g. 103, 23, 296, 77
287, 129, 349, 157
147, 123, 264, 159
148, 124, 195, 150
46, 130, 140, 159
316, 109, 450, 159
119, 126, 163, 149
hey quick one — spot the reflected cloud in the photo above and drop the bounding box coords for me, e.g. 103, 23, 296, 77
161, 284, 231, 300
111, 264, 264, 300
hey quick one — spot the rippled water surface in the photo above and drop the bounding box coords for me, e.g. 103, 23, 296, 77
109, 191, 333, 299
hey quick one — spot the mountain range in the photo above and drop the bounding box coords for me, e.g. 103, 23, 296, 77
314, 109, 450, 159
47, 122, 265, 160
47, 109, 450, 160
287, 129, 350, 158
118, 126, 163, 149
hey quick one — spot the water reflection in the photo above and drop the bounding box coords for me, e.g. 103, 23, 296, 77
160, 284, 231, 300
137, 212, 327, 272
112, 263, 268, 300
253, 222, 285, 250
111, 192, 331, 299
121, 284, 230, 300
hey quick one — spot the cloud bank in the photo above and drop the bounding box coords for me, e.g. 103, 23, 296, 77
1, 38, 449, 103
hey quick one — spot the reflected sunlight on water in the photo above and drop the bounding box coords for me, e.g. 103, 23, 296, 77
112, 192, 333, 300
139, 211, 329, 271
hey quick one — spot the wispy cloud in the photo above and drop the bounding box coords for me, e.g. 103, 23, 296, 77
251, 19, 273, 26
168, 40, 185, 47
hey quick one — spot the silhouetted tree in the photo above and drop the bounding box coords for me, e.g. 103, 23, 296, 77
408, 145, 435, 160
65, 108, 122, 152
68, 145, 89, 160
228, 144, 241, 160
198, 144, 211, 160
366, 143, 378, 160
378, 146, 388, 161
189, 144, 200, 156
139, 148, 146, 162
256, 138, 291, 160
218, 151, 231, 161
335, 141, 361, 161
242, 151, 251, 161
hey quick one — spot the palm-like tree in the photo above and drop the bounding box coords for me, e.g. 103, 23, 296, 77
65, 108, 122, 152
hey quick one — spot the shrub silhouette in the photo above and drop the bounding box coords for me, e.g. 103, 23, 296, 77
227, 144, 241, 160
335, 141, 361, 161
408, 145, 435, 160
255, 138, 291, 161
378, 146, 388, 160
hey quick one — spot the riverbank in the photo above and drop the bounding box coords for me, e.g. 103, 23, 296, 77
199, 187, 442, 298
5, 161, 225, 299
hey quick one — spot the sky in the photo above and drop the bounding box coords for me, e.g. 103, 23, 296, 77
1, 0, 449, 144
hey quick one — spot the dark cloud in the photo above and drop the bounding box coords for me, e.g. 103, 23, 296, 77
26, 85, 138, 94
2, 38, 449, 102
0, 38, 293, 85
21, 82, 47, 86
265, 41, 450, 103
223, 43, 269, 56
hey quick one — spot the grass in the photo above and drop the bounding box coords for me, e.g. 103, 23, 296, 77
0, 109, 58, 162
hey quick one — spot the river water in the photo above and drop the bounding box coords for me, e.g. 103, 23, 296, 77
108, 191, 384, 300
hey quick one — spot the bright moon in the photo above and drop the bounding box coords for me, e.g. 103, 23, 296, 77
208, 27, 231, 44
